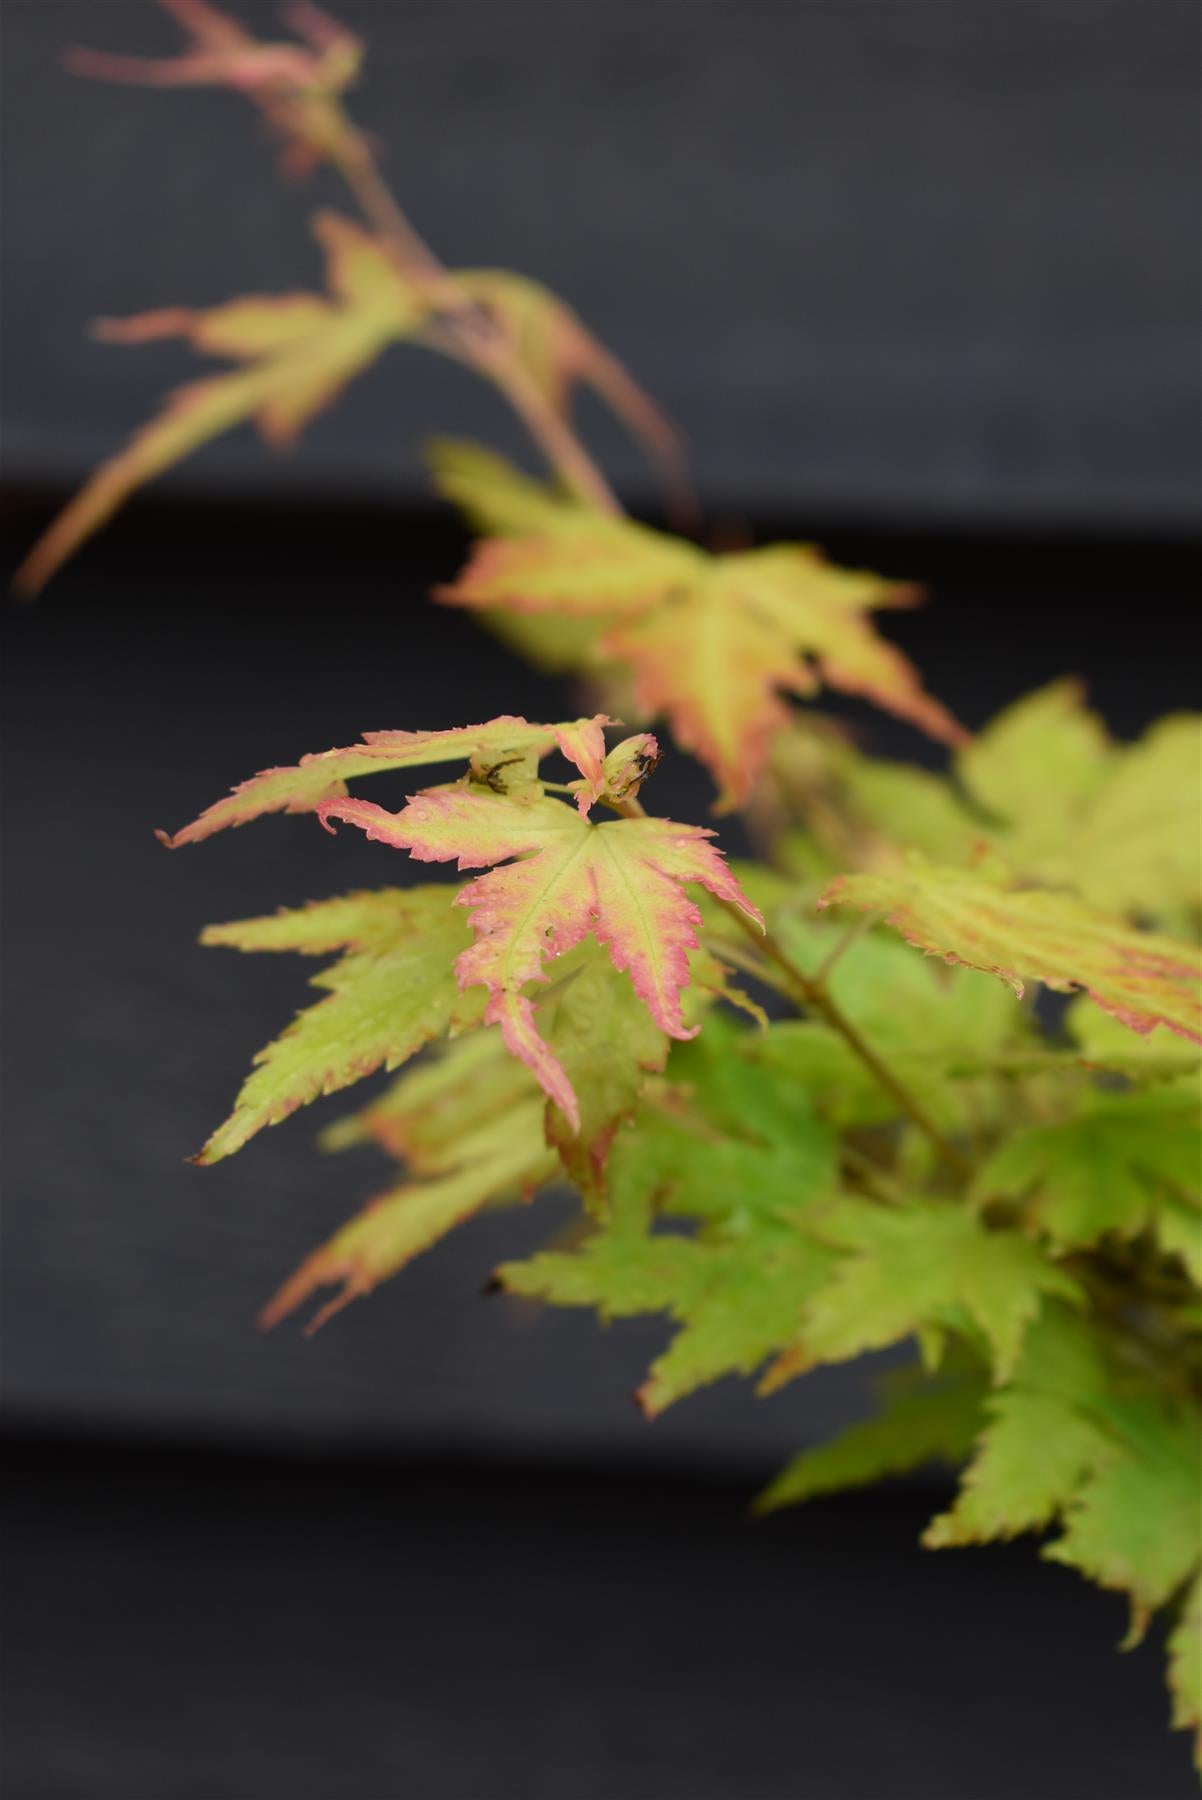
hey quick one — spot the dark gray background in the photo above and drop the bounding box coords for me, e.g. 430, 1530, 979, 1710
3, 0, 1199, 527
2, 5, 1200, 1794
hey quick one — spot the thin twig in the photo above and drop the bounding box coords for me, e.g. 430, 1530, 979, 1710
329, 126, 621, 511
840, 1141, 909, 1207
714, 896, 973, 1180
602, 792, 972, 1178
813, 911, 878, 984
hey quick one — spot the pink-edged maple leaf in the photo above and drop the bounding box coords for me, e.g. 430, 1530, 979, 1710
317, 785, 763, 1131
434, 480, 964, 808
14, 213, 428, 596
66, 1, 363, 177
156, 714, 615, 846
450, 272, 690, 515
822, 863, 1202, 1046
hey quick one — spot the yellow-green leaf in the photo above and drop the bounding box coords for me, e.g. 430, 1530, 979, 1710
197, 886, 478, 1162
923, 1307, 1111, 1546
435, 476, 963, 808
16, 213, 428, 594
262, 1089, 555, 1333
755, 1362, 986, 1514
822, 862, 1202, 1047
976, 1084, 1202, 1249
1168, 1573, 1202, 1766
158, 713, 612, 845
764, 1199, 1081, 1387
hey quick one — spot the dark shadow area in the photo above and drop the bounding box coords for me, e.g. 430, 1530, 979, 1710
2, 1434, 1193, 1800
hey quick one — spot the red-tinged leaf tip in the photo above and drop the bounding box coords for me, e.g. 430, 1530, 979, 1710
91, 309, 201, 345
155, 717, 617, 846
488, 990, 582, 1134
822, 865, 1202, 1046
435, 509, 961, 803
258, 1249, 364, 1335
554, 718, 609, 815
323, 779, 761, 1124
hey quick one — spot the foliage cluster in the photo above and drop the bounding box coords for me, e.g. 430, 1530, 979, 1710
23, 2, 1202, 1769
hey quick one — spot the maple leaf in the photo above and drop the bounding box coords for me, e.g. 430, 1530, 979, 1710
449, 273, 686, 499
262, 1037, 556, 1332
754, 1361, 987, 1515
922, 1306, 1111, 1548
15, 213, 429, 595
821, 862, 1202, 1047
976, 1084, 1202, 1250
534, 946, 669, 1206
957, 683, 1202, 927
1169, 1574, 1202, 1765
1043, 1393, 1202, 1628
923, 1303, 1202, 1646
165, 712, 750, 1182
497, 1041, 838, 1412
1067, 997, 1202, 1082
762, 1199, 1081, 1389
156, 714, 614, 845
318, 783, 761, 1131
65, 1, 363, 176
196, 886, 478, 1162
320, 1025, 538, 1163
433, 462, 964, 808
751, 718, 977, 875
428, 440, 585, 539
957, 678, 1112, 846
504, 1224, 838, 1417
759, 688, 1202, 935
735, 909, 1024, 1139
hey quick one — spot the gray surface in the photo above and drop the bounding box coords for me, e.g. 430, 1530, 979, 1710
2, 0, 1199, 527
5, 1446, 1194, 1799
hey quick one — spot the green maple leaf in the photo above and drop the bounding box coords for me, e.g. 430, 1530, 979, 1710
977, 1083, 1202, 1249
1044, 1393, 1202, 1628
498, 1040, 838, 1412
535, 946, 668, 1207
1169, 1574, 1202, 1765
924, 1304, 1202, 1686
759, 720, 985, 876
923, 1306, 1111, 1547
1067, 996, 1202, 1082
738, 907, 1023, 1133
822, 861, 1202, 1048
198, 887, 479, 1162
754, 1361, 987, 1514
502, 1221, 838, 1417
957, 679, 1113, 855
1155, 1198, 1202, 1286
959, 684, 1202, 928
763, 687, 1202, 933
764, 1199, 1081, 1389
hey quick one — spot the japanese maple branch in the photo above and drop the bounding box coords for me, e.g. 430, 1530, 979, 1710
324, 126, 622, 512
720, 897, 973, 1179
